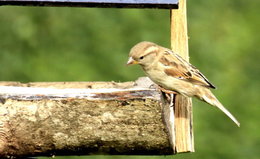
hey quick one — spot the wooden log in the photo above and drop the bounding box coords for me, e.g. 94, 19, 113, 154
0, 77, 174, 158
170, 0, 194, 153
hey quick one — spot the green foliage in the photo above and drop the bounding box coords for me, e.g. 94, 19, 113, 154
0, 7, 170, 82
1, 0, 259, 158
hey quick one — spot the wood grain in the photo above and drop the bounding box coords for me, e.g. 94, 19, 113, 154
170, 0, 195, 153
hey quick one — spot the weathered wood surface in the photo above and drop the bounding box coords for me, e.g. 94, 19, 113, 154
170, 0, 194, 153
0, 77, 174, 158
0, 0, 179, 9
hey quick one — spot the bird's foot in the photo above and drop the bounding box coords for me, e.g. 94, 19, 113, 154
169, 94, 175, 107
157, 86, 176, 107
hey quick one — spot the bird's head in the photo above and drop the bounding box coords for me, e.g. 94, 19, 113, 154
127, 41, 159, 67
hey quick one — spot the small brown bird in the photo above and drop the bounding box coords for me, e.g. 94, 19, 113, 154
127, 41, 240, 127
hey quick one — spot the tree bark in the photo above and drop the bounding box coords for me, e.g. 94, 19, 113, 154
0, 77, 174, 158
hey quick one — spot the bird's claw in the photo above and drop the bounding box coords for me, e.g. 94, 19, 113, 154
169, 94, 174, 107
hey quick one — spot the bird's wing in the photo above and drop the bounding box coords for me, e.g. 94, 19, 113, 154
160, 49, 216, 89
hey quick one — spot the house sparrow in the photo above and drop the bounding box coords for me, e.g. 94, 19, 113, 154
127, 41, 240, 127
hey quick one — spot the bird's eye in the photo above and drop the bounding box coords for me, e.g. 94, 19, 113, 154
139, 56, 144, 60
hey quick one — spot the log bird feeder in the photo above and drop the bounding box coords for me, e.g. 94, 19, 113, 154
0, 0, 194, 157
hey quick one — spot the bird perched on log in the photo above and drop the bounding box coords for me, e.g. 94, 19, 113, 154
127, 41, 240, 127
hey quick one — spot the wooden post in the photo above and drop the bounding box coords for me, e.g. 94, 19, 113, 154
170, 0, 194, 153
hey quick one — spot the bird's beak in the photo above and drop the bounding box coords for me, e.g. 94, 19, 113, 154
126, 57, 139, 65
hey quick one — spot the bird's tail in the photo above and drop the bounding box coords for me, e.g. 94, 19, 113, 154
201, 90, 240, 127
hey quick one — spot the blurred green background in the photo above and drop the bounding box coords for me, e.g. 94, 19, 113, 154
0, 0, 259, 159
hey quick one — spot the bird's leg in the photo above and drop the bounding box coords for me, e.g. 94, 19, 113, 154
169, 93, 175, 107
157, 85, 178, 95
157, 85, 177, 107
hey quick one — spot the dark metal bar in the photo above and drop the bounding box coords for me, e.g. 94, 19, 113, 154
0, 0, 179, 9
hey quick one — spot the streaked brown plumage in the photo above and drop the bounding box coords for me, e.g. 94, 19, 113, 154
127, 41, 240, 127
